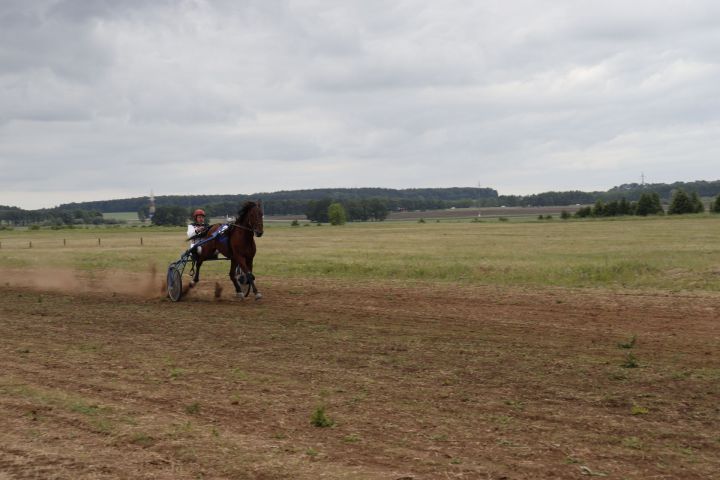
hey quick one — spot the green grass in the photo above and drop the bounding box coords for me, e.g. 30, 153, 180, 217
2, 215, 720, 291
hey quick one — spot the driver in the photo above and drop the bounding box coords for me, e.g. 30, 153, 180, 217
187, 209, 209, 254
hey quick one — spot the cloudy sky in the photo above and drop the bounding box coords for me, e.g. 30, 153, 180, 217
1, 0, 719, 209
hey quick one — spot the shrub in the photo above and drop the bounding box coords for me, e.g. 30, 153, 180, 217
575, 206, 592, 218
328, 203, 347, 225
713, 195, 720, 213
560, 210, 570, 220
290, 220, 299, 227
310, 406, 334, 427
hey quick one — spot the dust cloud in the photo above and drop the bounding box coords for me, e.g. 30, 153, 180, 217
0, 264, 164, 299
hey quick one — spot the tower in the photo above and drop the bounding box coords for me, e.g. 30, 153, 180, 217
148, 190, 156, 220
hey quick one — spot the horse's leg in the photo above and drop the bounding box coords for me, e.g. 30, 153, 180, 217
229, 258, 243, 299
190, 258, 202, 288
246, 256, 262, 300
233, 256, 252, 299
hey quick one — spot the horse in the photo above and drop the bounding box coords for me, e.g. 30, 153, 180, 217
188, 200, 264, 300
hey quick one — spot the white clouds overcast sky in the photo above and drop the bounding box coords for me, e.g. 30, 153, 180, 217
1, 0, 719, 209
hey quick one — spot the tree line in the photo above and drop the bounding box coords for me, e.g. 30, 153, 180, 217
574, 190, 716, 218
0, 205, 120, 228
4, 182, 720, 227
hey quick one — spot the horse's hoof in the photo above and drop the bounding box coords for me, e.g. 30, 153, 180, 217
254, 293, 263, 301
189, 281, 196, 288
235, 292, 245, 300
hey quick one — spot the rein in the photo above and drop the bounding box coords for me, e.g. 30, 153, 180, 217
229, 222, 259, 235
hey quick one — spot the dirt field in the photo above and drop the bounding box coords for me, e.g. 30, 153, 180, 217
1, 269, 718, 479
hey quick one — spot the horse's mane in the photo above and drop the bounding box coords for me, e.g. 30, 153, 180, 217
236, 201, 257, 224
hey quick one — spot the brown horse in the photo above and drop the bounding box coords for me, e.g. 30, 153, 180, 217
189, 200, 264, 300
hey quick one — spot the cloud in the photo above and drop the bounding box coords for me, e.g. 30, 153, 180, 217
1, 0, 719, 208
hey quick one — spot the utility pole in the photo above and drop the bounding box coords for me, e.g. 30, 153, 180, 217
641, 172, 645, 187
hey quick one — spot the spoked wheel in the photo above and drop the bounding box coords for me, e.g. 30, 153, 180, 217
234, 266, 252, 298
167, 264, 184, 302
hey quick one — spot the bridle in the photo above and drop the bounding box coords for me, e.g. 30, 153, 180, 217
230, 208, 263, 237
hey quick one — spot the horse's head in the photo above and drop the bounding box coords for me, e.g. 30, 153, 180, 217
237, 200, 264, 237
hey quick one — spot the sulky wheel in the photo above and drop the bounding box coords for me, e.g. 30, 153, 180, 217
167, 264, 184, 302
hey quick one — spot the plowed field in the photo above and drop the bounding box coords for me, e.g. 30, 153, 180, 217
1, 269, 718, 479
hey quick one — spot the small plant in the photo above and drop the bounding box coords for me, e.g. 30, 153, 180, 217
621, 353, 639, 368
418, 218, 425, 223
310, 406, 334, 427
617, 335, 637, 349
185, 402, 201, 414
306, 447, 319, 457
622, 436, 643, 450
538, 215, 544, 220
343, 434, 360, 443
631, 404, 649, 415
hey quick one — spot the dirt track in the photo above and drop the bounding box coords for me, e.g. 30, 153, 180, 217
1, 271, 719, 479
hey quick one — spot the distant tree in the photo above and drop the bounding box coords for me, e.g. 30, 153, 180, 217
575, 206, 592, 218
618, 197, 631, 215
328, 202, 347, 225
636, 192, 663, 216
152, 206, 188, 226
689, 192, 704, 213
668, 189, 694, 215
366, 198, 388, 221
306, 198, 332, 223
560, 210, 571, 220
713, 195, 720, 213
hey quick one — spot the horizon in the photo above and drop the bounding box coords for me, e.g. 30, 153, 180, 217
4, 177, 719, 211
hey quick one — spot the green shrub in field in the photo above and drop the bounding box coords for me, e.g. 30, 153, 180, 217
310, 406, 334, 427
560, 210, 571, 220
621, 353, 639, 368
290, 220, 300, 227
418, 218, 425, 223
498, 217, 509, 222
575, 206, 592, 218
328, 203, 347, 225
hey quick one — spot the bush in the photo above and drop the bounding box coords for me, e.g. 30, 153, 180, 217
328, 202, 347, 225
290, 220, 299, 227
560, 210, 571, 220
713, 195, 720, 213
575, 206, 592, 218
310, 406, 334, 428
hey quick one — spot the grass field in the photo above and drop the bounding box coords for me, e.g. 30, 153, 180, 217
2, 215, 720, 291
1, 215, 719, 479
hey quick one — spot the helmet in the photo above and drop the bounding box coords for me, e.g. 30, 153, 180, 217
193, 209, 206, 219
